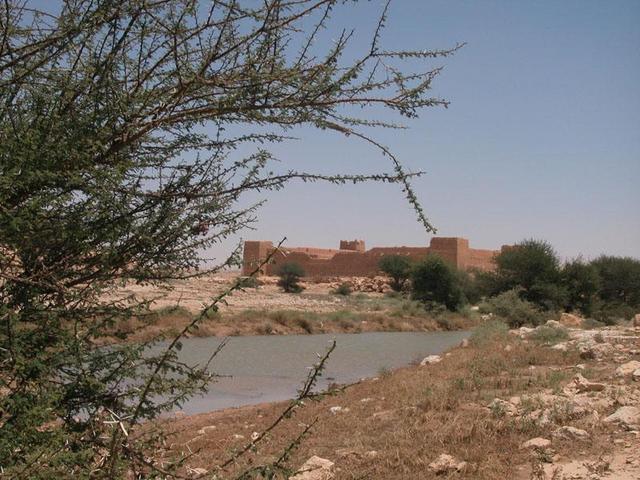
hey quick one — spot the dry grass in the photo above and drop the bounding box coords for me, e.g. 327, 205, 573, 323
109, 295, 481, 342
152, 327, 620, 479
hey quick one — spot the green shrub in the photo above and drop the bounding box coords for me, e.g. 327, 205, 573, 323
411, 255, 464, 311
276, 262, 305, 293
591, 301, 635, 325
333, 282, 352, 296
591, 255, 640, 308
458, 269, 485, 305
562, 258, 600, 316
492, 239, 566, 310
379, 254, 412, 292
479, 289, 544, 328
529, 325, 569, 345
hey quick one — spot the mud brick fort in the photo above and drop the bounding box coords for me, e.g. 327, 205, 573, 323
242, 237, 508, 277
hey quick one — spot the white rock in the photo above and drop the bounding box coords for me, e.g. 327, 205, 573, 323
633, 368, 640, 382
189, 467, 208, 476
552, 426, 590, 440
546, 320, 563, 329
290, 456, 335, 480
520, 437, 551, 450
420, 355, 442, 366
604, 406, 640, 430
197, 425, 217, 435
460, 338, 470, 348
329, 406, 348, 415
428, 454, 467, 474
616, 361, 640, 377
567, 373, 606, 393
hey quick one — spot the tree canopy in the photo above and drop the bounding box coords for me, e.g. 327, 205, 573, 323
0, 1, 458, 477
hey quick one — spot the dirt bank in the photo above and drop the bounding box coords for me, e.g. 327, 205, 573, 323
108, 276, 479, 342
152, 322, 640, 479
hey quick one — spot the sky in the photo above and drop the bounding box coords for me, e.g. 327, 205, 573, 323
204, 0, 639, 264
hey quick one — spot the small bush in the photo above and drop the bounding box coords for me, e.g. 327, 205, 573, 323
582, 318, 605, 330
379, 255, 412, 291
591, 301, 635, 325
333, 282, 352, 296
276, 262, 305, 293
238, 276, 261, 289
411, 255, 464, 311
155, 305, 192, 319
470, 319, 510, 347
479, 289, 544, 328
529, 325, 569, 345
296, 317, 313, 333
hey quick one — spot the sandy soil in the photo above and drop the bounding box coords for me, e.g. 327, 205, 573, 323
108, 272, 368, 314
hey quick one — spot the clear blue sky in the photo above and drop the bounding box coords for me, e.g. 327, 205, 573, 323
208, 0, 639, 264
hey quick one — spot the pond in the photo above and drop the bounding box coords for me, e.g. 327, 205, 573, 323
164, 331, 469, 414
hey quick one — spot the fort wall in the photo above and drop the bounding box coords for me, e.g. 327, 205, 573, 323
242, 237, 503, 277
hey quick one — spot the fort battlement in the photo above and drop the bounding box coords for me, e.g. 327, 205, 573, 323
242, 237, 506, 277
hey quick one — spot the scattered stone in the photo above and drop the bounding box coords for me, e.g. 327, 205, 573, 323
567, 373, 606, 393
633, 369, 640, 382
187, 467, 208, 476
428, 453, 467, 474
251, 431, 260, 441
460, 338, 470, 348
511, 326, 534, 338
520, 437, 551, 450
604, 406, 640, 430
197, 425, 216, 435
552, 342, 568, 352
504, 344, 513, 352
489, 398, 518, 416
552, 426, 590, 441
559, 313, 583, 328
290, 456, 335, 480
232, 434, 245, 440
371, 409, 395, 421
420, 355, 442, 366
329, 406, 349, 415
546, 320, 563, 329
616, 361, 640, 378
360, 397, 373, 403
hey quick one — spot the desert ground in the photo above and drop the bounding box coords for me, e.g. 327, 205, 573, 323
143, 316, 640, 479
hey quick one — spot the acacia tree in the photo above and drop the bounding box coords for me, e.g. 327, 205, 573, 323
0, 1, 459, 477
